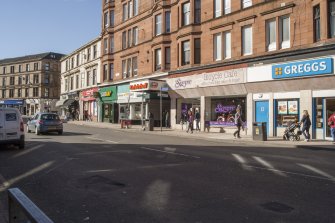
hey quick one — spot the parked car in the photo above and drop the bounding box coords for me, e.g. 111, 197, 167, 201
21, 115, 32, 124
27, 113, 63, 135
0, 108, 25, 149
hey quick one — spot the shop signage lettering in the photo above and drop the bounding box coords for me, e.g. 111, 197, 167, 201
272, 58, 333, 79
175, 78, 192, 89
214, 104, 236, 113
167, 68, 246, 90
101, 91, 112, 97
82, 88, 98, 97
130, 80, 166, 92
204, 70, 238, 81
130, 83, 148, 90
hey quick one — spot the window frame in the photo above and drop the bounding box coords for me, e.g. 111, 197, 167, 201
182, 40, 191, 65
242, 25, 253, 56
182, 2, 191, 26
266, 18, 277, 51
155, 14, 162, 36
154, 48, 162, 71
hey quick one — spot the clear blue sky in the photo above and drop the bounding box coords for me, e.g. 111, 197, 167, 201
0, 0, 101, 59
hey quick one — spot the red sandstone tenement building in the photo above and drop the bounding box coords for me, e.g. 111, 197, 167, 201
99, 0, 335, 139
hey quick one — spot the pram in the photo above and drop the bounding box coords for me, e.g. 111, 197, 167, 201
283, 122, 302, 141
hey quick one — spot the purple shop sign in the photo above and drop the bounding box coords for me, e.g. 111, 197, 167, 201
206, 121, 247, 127
215, 104, 236, 113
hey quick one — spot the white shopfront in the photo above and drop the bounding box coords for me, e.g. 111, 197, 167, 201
247, 56, 335, 139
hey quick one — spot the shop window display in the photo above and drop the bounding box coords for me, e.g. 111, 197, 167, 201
120, 105, 128, 119
275, 99, 299, 127
134, 104, 142, 120
211, 98, 246, 126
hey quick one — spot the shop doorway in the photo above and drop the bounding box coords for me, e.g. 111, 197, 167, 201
255, 101, 269, 135
325, 98, 335, 140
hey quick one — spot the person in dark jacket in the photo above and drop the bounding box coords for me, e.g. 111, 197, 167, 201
300, 110, 311, 142
195, 109, 200, 131
186, 110, 194, 134
233, 109, 242, 139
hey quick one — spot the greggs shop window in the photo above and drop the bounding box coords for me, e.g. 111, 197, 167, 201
275, 99, 299, 127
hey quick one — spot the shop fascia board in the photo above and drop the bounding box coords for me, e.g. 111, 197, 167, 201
97, 72, 169, 88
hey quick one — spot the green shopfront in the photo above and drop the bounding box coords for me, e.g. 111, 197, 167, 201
99, 86, 118, 123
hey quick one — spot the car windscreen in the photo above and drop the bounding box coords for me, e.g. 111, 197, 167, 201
41, 114, 60, 121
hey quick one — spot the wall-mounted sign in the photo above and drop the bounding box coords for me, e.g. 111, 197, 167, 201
272, 58, 333, 79
117, 92, 146, 103
82, 87, 98, 97
130, 80, 166, 92
0, 100, 24, 105
100, 91, 112, 97
167, 68, 246, 90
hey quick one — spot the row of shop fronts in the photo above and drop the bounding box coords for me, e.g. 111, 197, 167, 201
167, 53, 335, 141
57, 79, 170, 127
57, 51, 335, 140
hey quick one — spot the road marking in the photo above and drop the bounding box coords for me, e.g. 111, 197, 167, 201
245, 165, 335, 182
298, 163, 335, 181
76, 150, 130, 156
232, 154, 253, 171
253, 156, 287, 177
11, 144, 45, 158
0, 161, 54, 192
86, 163, 183, 173
140, 147, 200, 159
86, 136, 119, 144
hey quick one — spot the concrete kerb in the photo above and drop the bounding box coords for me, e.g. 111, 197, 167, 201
66, 121, 335, 149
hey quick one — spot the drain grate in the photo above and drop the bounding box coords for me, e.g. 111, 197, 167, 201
260, 201, 294, 213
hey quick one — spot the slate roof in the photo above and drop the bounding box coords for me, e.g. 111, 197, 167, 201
0, 52, 65, 65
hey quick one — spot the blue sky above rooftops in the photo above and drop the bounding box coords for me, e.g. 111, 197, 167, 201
0, 0, 101, 59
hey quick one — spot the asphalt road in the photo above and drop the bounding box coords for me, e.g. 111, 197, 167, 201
0, 123, 335, 223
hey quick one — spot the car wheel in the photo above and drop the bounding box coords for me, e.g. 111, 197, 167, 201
18, 138, 25, 149
35, 126, 40, 135
27, 125, 31, 133
58, 130, 63, 135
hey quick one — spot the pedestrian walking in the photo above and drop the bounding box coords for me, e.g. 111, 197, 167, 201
186, 110, 194, 134
165, 110, 170, 128
233, 109, 242, 139
195, 109, 200, 131
300, 110, 311, 142
328, 111, 335, 143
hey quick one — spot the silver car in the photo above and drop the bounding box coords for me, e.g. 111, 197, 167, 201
27, 113, 63, 135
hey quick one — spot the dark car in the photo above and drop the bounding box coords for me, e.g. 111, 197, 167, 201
27, 113, 63, 135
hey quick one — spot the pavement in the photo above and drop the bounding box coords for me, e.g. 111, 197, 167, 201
66, 120, 335, 149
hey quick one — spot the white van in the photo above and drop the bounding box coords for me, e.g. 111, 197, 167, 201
0, 108, 25, 149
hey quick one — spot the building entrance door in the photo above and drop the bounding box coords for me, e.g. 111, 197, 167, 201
255, 101, 269, 135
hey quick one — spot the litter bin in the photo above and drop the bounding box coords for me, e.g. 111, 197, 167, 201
252, 122, 267, 141
145, 118, 154, 131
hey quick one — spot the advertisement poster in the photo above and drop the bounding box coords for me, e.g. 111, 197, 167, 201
288, 101, 298, 114
278, 101, 288, 114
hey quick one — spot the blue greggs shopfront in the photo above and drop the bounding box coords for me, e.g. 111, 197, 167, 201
251, 56, 335, 140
